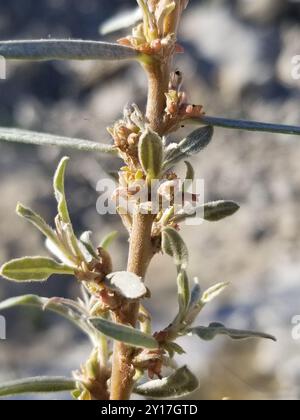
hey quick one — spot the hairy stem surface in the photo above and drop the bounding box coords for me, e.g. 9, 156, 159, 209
110, 213, 155, 400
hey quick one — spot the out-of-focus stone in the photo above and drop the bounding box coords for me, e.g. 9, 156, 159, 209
236, 0, 287, 23
181, 4, 273, 99
277, 26, 300, 89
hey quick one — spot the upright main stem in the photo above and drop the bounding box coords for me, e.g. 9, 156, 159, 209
145, 59, 171, 135
110, 213, 155, 400
110, 47, 172, 402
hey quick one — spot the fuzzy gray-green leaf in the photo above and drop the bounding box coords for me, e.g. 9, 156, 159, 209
0, 257, 74, 282
176, 270, 190, 318
134, 366, 199, 398
139, 128, 163, 181
0, 377, 77, 398
162, 227, 189, 270
202, 200, 240, 222
189, 279, 201, 309
185, 282, 229, 325
164, 126, 214, 168
173, 200, 240, 223
53, 157, 71, 224
201, 282, 229, 305
105, 271, 147, 299
0, 40, 139, 61
89, 317, 158, 349
0, 127, 117, 154
53, 157, 83, 260
184, 161, 195, 187
189, 323, 276, 342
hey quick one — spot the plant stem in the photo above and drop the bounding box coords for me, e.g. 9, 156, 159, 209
145, 59, 170, 135
110, 8, 176, 397
110, 213, 155, 400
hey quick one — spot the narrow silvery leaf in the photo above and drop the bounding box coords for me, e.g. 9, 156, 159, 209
0, 40, 139, 61
0, 377, 77, 398
134, 366, 199, 398
185, 282, 228, 325
53, 157, 72, 225
189, 323, 276, 342
201, 282, 229, 305
100, 8, 142, 35
176, 270, 190, 318
163, 126, 213, 168
89, 317, 158, 349
156, 1, 176, 33
139, 128, 163, 181
0, 294, 92, 337
16, 203, 59, 246
193, 115, 300, 137
162, 227, 189, 270
184, 160, 195, 188
53, 157, 83, 260
202, 201, 240, 222
172, 200, 240, 223
189, 278, 201, 309
0, 257, 74, 282
181, 126, 214, 154
105, 271, 147, 299
100, 231, 118, 250
0, 127, 117, 154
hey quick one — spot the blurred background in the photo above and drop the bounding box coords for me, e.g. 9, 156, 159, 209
0, 0, 300, 400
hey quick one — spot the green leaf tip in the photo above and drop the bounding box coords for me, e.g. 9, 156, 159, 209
53, 157, 84, 261
201, 282, 230, 305
16, 202, 58, 245
185, 282, 229, 326
53, 156, 70, 224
